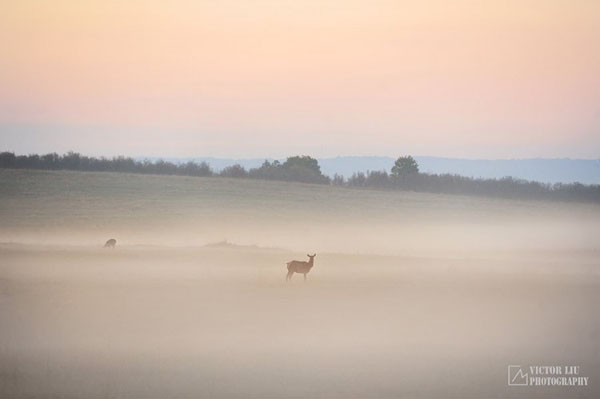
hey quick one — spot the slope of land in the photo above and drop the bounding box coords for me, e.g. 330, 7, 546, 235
1, 169, 599, 398
1, 169, 599, 252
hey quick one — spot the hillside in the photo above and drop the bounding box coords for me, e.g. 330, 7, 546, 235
1, 169, 598, 253
2, 169, 599, 399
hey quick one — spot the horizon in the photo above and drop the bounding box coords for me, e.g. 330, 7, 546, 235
3, 149, 599, 184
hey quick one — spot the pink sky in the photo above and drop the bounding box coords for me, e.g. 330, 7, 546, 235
1, 0, 599, 158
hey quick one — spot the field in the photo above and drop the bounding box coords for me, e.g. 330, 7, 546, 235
1, 169, 599, 398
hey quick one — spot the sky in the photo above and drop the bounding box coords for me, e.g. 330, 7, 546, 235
1, 0, 599, 159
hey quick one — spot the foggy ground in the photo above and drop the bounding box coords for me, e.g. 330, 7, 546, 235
1, 170, 599, 398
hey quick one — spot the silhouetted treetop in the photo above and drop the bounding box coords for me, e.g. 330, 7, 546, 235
283, 156, 321, 174
391, 155, 419, 176
248, 155, 329, 184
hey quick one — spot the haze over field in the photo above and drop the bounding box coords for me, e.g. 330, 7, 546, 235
1, 0, 600, 397
1, 169, 599, 252
1, 170, 599, 398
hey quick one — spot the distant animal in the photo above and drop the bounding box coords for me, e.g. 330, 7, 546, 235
104, 238, 117, 248
286, 254, 316, 282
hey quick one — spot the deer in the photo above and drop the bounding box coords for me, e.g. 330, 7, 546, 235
104, 238, 117, 248
286, 254, 316, 282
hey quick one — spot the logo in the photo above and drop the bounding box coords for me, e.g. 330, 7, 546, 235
507, 365, 589, 387
508, 365, 528, 386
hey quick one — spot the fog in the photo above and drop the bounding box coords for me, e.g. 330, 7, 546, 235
1, 170, 599, 398
1, 170, 598, 254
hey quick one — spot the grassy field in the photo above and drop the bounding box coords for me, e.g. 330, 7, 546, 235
1, 169, 599, 398
1, 169, 598, 252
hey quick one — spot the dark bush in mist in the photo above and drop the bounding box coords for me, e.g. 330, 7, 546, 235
331, 174, 345, 186
220, 164, 248, 178
248, 156, 329, 184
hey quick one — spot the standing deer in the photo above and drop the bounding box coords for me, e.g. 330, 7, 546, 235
286, 254, 316, 282
104, 238, 117, 248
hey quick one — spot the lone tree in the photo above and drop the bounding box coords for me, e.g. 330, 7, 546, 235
283, 155, 321, 175
282, 155, 328, 184
391, 156, 419, 176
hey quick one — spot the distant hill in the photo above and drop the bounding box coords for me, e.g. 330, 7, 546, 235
150, 156, 600, 185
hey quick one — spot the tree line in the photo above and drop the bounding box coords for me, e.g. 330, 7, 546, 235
1, 151, 598, 203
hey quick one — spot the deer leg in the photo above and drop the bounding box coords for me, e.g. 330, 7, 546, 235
303, 273, 307, 282
287, 271, 293, 281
